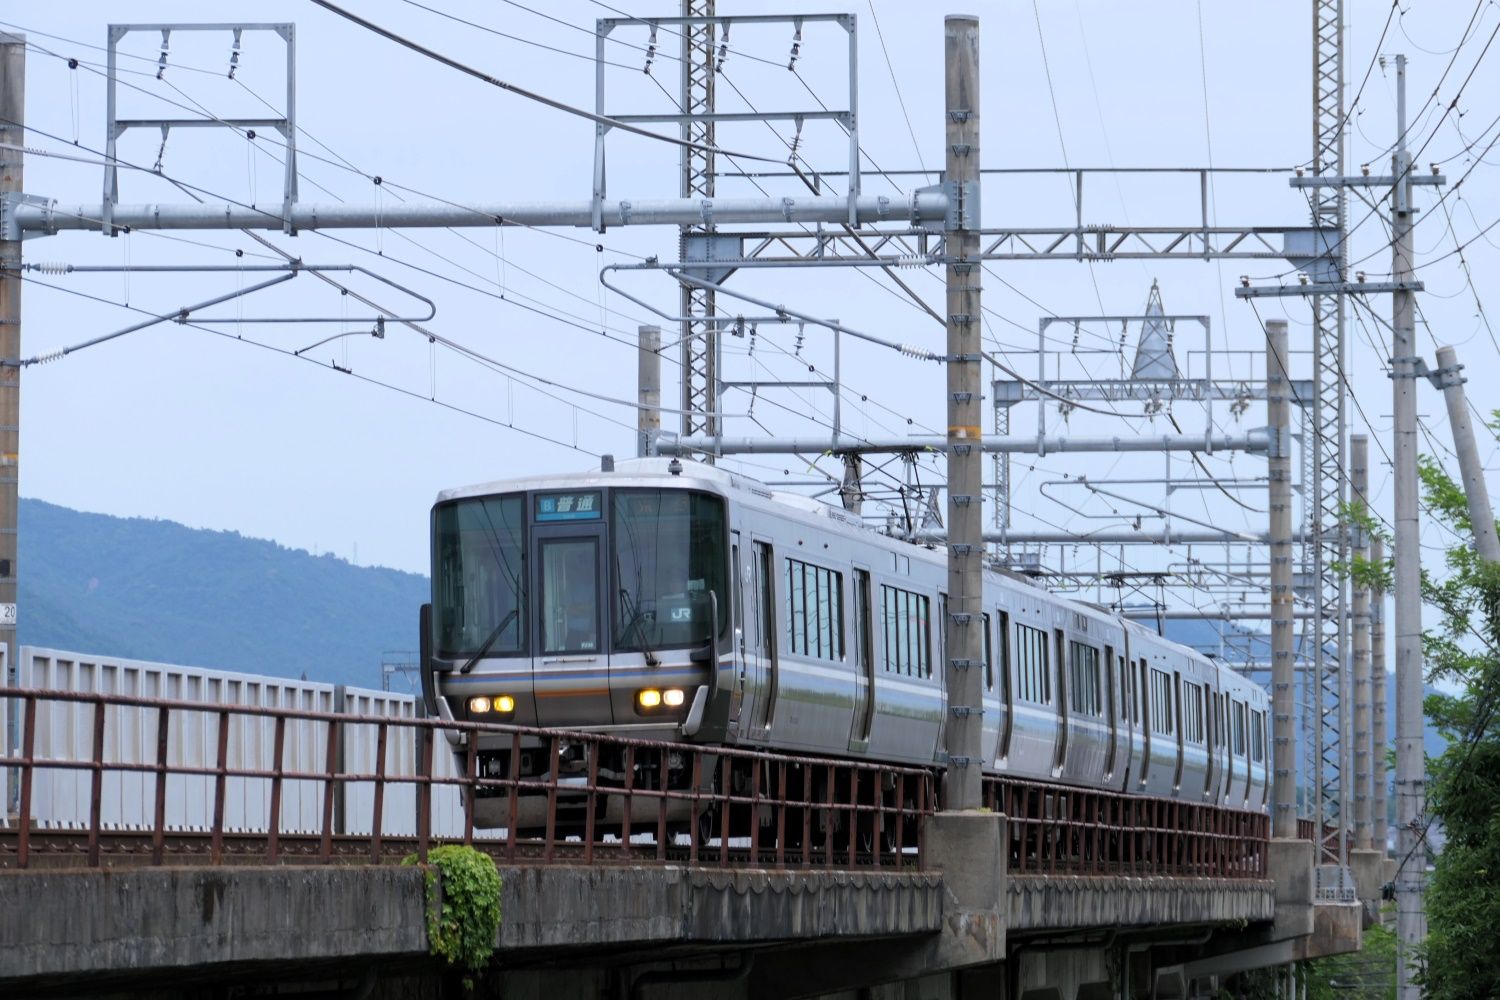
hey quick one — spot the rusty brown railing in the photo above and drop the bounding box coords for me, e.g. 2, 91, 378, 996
1, 688, 1273, 879
982, 777, 1269, 879
0, 687, 935, 871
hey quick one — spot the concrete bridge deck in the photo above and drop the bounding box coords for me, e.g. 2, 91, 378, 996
2, 862, 1285, 997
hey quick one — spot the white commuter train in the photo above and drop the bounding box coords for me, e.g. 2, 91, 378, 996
418, 458, 1270, 835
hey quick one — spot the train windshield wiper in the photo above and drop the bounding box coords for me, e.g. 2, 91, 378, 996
618, 588, 661, 667
458, 607, 519, 674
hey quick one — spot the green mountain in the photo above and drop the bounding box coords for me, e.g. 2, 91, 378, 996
16, 498, 428, 691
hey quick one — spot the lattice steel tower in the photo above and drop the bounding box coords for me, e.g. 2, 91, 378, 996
679, 0, 718, 458
1308, 0, 1352, 891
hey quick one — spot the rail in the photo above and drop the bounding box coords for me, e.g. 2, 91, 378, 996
2, 687, 1271, 879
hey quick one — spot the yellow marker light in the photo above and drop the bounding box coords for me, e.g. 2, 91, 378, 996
495, 694, 516, 713
468, 696, 492, 714
638, 688, 663, 709
663, 688, 686, 707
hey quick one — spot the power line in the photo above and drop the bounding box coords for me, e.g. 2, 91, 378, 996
308, 0, 780, 164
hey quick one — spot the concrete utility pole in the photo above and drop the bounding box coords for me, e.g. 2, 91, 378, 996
637, 325, 661, 458
1433, 344, 1500, 564
1268, 318, 1297, 839
0, 35, 23, 658
1351, 435, 1372, 852
1371, 531, 1388, 854
943, 15, 982, 810
1389, 53, 1426, 999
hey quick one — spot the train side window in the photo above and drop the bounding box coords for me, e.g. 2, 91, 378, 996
938, 594, 948, 682
1251, 708, 1266, 762
997, 611, 1011, 702
1232, 700, 1248, 756
853, 570, 873, 672
785, 558, 843, 661
880, 584, 930, 677
1067, 641, 1102, 716
1148, 667, 1174, 736
1015, 622, 1049, 702
1182, 682, 1205, 744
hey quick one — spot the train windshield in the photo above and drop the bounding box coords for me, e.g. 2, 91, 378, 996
611, 490, 727, 651
433, 495, 526, 659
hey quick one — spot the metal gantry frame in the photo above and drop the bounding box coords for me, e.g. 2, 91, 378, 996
103, 23, 297, 235
592, 9, 860, 460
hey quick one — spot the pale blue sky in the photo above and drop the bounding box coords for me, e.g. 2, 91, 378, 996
6, 0, 1497, 606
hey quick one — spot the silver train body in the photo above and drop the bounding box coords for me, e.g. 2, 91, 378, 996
420, 459, 1270, 829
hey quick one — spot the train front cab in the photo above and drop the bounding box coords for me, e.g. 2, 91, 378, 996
420, 474, 734, 831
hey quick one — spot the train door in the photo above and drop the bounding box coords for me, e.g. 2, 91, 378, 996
1137, 657, 1151, 789
996, 610, 1013, 762
1104, 644, 1118, 780
728, 533, 746, 738
1205, 685, 1221, 801
532, 520, 607, 728
848, 568, 875, 751
1052, 627, 1068, 778
1119, 634, 1134, 789
746, 540, 779, 737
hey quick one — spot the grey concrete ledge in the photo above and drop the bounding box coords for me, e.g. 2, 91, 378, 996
1008, 876, 1276, 933
500, 866, 945, 950
1, 865, 945, 987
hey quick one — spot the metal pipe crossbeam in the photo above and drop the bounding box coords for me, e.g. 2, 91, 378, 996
4, 192, 945, 238
652, 431, 1269, 456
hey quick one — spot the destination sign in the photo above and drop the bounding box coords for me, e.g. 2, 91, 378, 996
535, 491, 602, 522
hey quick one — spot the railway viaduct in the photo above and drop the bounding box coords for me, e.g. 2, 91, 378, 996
1, 648, 1367, 998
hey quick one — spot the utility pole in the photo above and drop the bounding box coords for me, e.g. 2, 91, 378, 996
1371, 531, 1388, 854
1433, 344, 1500, 563
1268, 318, 1297, 839
943, 15, 982, 810
0, 34, 23, 658
679, 0, 718, 460
1389, 52, 1426, 999
1351, 434, 1372, 852
637, 325, 661, 458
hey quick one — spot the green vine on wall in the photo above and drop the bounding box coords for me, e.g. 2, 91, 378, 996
404, 845, 502, 978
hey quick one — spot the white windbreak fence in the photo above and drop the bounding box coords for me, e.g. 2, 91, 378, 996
3, 646, 467, 837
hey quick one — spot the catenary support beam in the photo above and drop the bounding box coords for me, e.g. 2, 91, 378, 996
1433, 344, 1500, 564
1351, 434, 1372, 850
943, 14, 982, 810
1389, 54, 1426, 998
637, 325, 661, 458
6, 192, 945, 237
0, 35, 23, 674
652, 431, 1270, 456
1268, 318, 1296, 839
1371, 531, 1389, 854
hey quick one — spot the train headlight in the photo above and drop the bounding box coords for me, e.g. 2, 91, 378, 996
663, 688, 685, 707
638, 688, 663, 709
468, 696, 492, 714
495, 694, 516, 713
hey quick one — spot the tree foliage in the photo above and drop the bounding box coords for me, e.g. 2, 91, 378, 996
1408, 449, 1500, 1000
